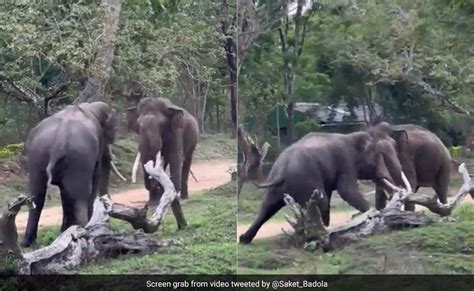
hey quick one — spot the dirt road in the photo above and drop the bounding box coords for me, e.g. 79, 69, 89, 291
15, 158, 235, 232
237, 196, 473, 240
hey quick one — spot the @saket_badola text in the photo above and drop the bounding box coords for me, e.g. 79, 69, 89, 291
145, 279, 328, 289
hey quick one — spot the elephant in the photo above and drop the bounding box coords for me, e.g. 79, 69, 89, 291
239, 122, 408, 244
374, 123, 452, 211
22, 102, 123, 247
126, 97, 199, 229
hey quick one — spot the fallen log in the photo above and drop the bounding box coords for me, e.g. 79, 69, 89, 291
283, 163, 473, 252
0, 152, 184, 274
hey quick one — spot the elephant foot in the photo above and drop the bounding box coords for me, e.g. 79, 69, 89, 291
20, 237, 35, 248
239, 234, 253, 244
147, 198, 160, 208
180, 192, 189, 200
177, 221, 187, 230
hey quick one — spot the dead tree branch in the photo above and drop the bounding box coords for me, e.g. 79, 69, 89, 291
237, 126, 270, 197
283, 163, 474, 252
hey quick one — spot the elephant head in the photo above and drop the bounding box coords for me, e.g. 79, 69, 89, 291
355, 123, 408, 193
126, 97, 184, 167
79, 102, 117, 144
79, 102, 126, 193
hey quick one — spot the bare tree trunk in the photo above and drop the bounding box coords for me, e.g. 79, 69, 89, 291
276, 104, 281, 148
201, 82, 210, 134
224, 37, 238, 137
286, 102, 295, 142
216, 103, 221, 133
74, 0, 122, 104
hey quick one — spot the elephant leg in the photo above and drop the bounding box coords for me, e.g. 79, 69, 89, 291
168, 151, 187, 229
59, 189, 74, 232
319, 191, 331, 227
74, 199, 90, 226
239, 190, 285, 244
404, 172, 418, 212
61, 174, 93, 229
237, 177, 243, 198
87, 161, 100, 219
434, 168, 449, 204
336, 174, 370, 213
180, 153, 194, 200
375, 185, 387, 210
21, 171, 47, 247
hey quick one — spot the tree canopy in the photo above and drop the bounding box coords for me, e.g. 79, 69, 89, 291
0, 0, 232, 145
239, 0, 474, 146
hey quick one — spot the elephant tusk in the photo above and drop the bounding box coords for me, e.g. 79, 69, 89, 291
108, 145, 127, 182
381, 178, 401, 193
111, 160, 127, 182
401, 171, 412, 193
131, 152, 141, 183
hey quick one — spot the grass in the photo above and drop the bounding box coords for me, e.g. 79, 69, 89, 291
78, 180, 237, 274
193, 133, 236, 160
238, 203, 474, 274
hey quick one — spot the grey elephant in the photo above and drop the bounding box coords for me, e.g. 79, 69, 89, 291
374, 123, 451, 211
239, 122, 408, 244
22, 102, 123, 247
126, 97, 199, 229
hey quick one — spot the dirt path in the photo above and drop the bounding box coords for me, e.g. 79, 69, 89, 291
237, 196, 474, 241
15, 158, 235, 232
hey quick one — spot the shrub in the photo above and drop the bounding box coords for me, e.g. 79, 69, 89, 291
0, 143, 24, 159
449, 146, 462, 157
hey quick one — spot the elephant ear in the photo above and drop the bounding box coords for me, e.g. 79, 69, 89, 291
354, 132, 372, 152
168, 105, 184, 129
126, 106, 139, 133
390, 129, 409, 151
103, 108, 117, 143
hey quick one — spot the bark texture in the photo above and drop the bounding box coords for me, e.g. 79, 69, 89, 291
74, 0, 122, 104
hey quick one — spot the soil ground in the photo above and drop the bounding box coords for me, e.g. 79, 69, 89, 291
15, 158, 234, 232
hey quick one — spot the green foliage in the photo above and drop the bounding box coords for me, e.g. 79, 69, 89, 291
295, 118, 319, 138
37, 227, 61, 247
450, 146, 462, 158
241, 0, 474, 145
0, 143, 24, 159
0, 253, 21, 274
0, 0, 231, 145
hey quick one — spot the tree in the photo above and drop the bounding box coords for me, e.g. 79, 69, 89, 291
239, 0, 473, 146
73, 0, 122, 104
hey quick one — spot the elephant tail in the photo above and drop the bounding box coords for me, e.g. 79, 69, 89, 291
46, 122, 69, 188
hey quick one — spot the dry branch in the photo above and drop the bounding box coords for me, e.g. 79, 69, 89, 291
0, 196, 35, 270
283, 163, 474, 252
237, 126, 270, 197
108, 154, 180, 233
0, 152, 183, 274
